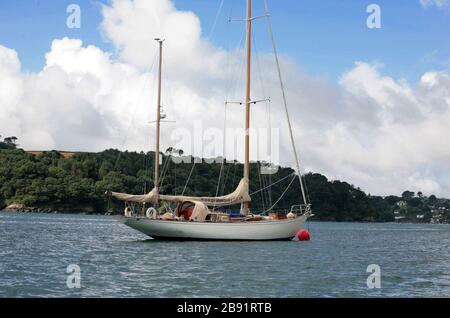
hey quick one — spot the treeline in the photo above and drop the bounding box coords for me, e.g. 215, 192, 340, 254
0, 135, 18, 150
0, 146, 449, 222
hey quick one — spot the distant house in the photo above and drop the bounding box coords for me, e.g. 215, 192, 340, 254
416, 215, 424, 219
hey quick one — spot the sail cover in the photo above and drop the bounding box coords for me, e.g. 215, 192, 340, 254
111, 177, 251, 207
190, 201, 209, 221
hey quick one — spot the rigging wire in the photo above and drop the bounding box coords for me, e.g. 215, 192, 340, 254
174, 158, 177, 194
187, 1, 244, 202
220, 162, 231, 196
208, 0, 225, 40
225, 25, 247, 102
142, 151, 147, 194
180, 0, 228, 196
212, 102, 228, 212
223, 20, 246, 198
159, 150, 176, 191
113, 52, 158, 171
252, 29, 268, 101
252, 30, 274, 210
181, 160, 196, 196
229, 160, 238, 194
249, 172, 296, 196
261, 174, 297, 215
218, 19, 247, 203
257, 162, 266, 212
263, 0, 309, 207
260, 169, 268, 208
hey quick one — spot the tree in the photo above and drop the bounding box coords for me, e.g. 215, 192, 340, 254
99, 161, 113, 179
0, 135, 18, 150
1, 146, 448, 219
402, 191, 415, 200
3, 136, 18, 146
428, 195, 438, 205
408, 197, 422, 208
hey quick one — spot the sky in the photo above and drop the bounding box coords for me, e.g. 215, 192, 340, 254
1, 0, 450, 80
0, 0, 450, 197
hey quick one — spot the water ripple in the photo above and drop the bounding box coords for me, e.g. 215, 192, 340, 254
0, 212, 449, 297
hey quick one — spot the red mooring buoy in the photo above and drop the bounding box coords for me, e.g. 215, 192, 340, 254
297, 229, 310, 241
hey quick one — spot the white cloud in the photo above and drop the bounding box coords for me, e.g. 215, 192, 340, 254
0, 0, 450, 198
408, 173, 442, 194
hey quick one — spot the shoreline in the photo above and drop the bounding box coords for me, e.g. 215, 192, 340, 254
0, 207, 107, 215
1, 149, 448, 224
1, 209, 447, 224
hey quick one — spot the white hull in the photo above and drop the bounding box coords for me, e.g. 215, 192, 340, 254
121, 214, 308, 241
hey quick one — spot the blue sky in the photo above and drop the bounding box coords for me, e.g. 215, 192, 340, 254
0, 0, 449, 83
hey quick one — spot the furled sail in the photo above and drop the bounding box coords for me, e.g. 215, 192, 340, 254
111, 177, 250, 207
109, 191, 156, 204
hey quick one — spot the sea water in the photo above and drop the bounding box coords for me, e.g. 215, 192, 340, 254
0, 212, 449, 297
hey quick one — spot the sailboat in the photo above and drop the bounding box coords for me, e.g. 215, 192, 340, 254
109, 0, 312, 240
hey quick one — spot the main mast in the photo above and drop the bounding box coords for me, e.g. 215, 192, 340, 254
243, 0, 252, 213
154, 38, 164, 194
